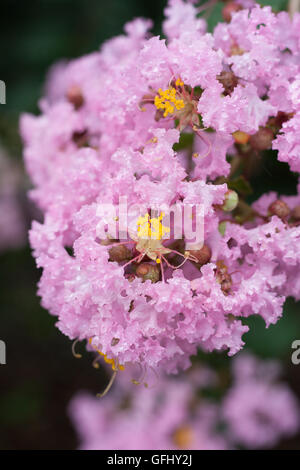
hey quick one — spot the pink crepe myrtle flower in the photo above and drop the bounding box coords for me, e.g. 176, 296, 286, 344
69, 366, 227, 450
21, 1, 300, 374
30, 176, 249, 373
251, 186, 300, 300
69, 354, 299, 450
273, 113, 300, 173
163, 0, 206, 40
222, 354, 299, 448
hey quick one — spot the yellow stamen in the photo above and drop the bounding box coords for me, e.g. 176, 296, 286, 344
88, 338, 124, 371
137, 212, 170, 240
154, 82, 185, 117
175, 78, 184, 87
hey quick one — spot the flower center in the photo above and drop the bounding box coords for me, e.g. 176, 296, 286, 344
137, 212, 170, 240
154, 79, 185, 117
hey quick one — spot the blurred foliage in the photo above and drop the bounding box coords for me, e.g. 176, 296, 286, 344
0, 0, 299, 450
0, 0, 167, 157
201, 0, 288, 32
0, 0, 166, 117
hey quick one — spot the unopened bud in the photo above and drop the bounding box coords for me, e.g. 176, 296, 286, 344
268, 200, 290, 219
222, 2, 242, 22
291, 205, 300, 221
136, 263, 160, 283
249, 127, 274, 151
66, 85, 84, 109
189, 245, 212, 265
222, 190, 239, 212
109, 245, 132, 262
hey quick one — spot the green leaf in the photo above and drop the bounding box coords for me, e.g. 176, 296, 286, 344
258, 0, 288, 12
173, 132, 194, 151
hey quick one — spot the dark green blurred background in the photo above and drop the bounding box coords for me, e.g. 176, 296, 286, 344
1, 0, 300, 450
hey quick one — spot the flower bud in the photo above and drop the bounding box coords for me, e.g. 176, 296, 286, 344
249, 127, 274, 151
217, 70, 238, 96
221, 190, 239, 212
109, 245, 132, 262
268, 200, 290, 219
136, 263, 160, 283
189, 245, 212, 265
222, 2, 242, 22
66, 85, 84, 109
291, 205, 300, 221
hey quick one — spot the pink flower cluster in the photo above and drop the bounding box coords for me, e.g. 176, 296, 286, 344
223, 354, 299, 448
69, 354, 299, 450
21, 1, 300, 373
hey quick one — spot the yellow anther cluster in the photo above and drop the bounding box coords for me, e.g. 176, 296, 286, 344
175, 78, 184, 87
137, 213, 170, 240
88, 338, 124, 371
154, 85, 185, 117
